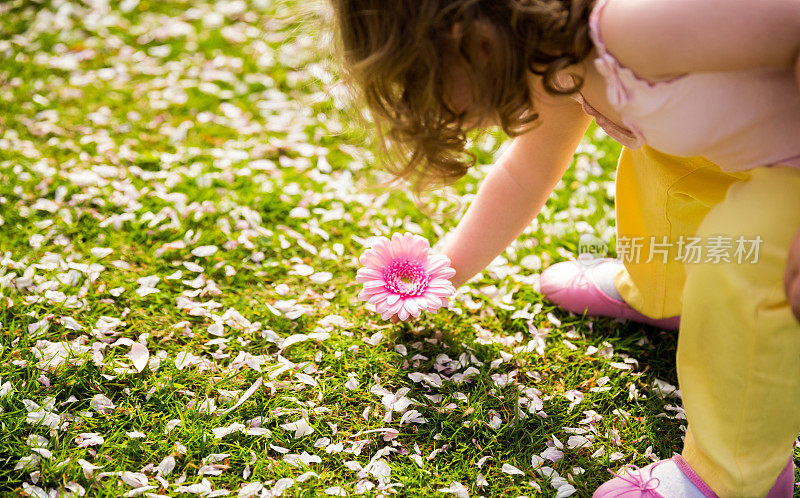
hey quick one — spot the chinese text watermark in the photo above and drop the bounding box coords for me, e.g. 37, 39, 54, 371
577, 234, 763, 264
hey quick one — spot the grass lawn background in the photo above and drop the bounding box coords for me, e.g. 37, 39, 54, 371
0, 0, 775, 496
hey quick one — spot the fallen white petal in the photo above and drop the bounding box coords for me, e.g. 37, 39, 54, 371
91, 247, 113, 258
212, 423, 246, 439
309, 272, 332, 284
175, 351, 200, 370
501, 463, 525, 476
439, 481, 469, 498
121, 471, 148, 488
157, 455, 176, 476
164, 419, 181, 434
128, 343, 149, 373
90, 394, 116, 413
191, 245, 218, 257
567, 435, 591, 449
60, 316, 83, 330
281, 334, 309, 349
222, 376, 263, 415
78, 459, 103, 479
555, 484, 577, 497
280, 418, 315, 439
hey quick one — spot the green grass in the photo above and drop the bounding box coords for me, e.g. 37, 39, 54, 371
0, 0, 770, 497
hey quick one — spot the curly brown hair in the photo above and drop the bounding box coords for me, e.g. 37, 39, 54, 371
330, 0, 595, 192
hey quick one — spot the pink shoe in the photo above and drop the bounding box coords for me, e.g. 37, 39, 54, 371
540, 258, 680, 331
593, 455, 795, 498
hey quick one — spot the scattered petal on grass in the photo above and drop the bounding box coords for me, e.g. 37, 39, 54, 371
60, 316, 83, 330
175, 351, 200, 370
238, 482, 263, 498
398, 409, 426, 425
128, 343, 150, 373
501, 463, 525, 476
123, 485, 158, 497
78, 459, 103, 479
90, 247, 113, 258
555, 486, 577, 498
283, 451, 322, 467
28, 319, 50, 338
164, 419, 182, 434
26, 435, 48, 448
272, 479, 295, 494
296, 373, 317, 387
212, 423, 246, 439
22, 484, 46, 498
157, 456, 176, 476
281, 334, 310, 349
191, 245, 218, 257
280, 418, 315, 439
309, 271, 332, 284
75, 433, 104, 447
136, 286, 160, 297
541, 446, 565, 462
438, 481, 469, 497
364, 332, 383, 346
567, 436, 591, 449
653, 379, 680, 398
15, 454, 40, 471
90, 394, 116, 413
175, 478, 213, 495
222, 376, 263, 415
122, 471, 149, 488
296, 471, 319, 482
564, 390, 584, 412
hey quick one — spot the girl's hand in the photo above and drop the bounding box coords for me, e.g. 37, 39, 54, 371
785, 227, 800, 322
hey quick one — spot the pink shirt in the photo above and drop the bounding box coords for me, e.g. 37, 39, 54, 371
574, 0, 800, 172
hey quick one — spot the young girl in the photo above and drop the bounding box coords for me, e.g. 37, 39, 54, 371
331, 0, 800, 496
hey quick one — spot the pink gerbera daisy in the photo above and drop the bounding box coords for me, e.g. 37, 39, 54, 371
356, 233, 456, 321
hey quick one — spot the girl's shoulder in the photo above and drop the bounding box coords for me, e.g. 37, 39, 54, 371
593, 0, 800, 80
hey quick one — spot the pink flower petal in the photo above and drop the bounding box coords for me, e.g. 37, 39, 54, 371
362, 280, 386, 290
387, 300, 404, 316
359, 252, 385, 270
358, 288, 380, 301
355, 268, 383, 283
424, 254, 450, 271
403, 299, 420, 317
375, 300, 391, 315
429, 278, 455, 289
431, 267, 456, 280
408, 236, 430, 260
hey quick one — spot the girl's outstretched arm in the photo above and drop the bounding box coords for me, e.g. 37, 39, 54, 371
442, 97, 591, 289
